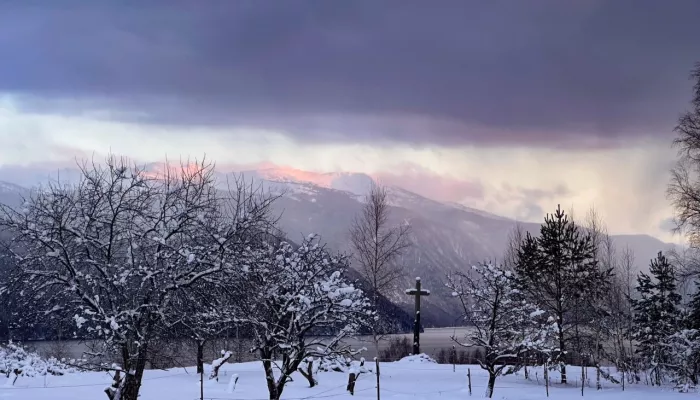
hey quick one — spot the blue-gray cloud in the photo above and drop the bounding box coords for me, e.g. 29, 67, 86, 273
1, 0, 699, 147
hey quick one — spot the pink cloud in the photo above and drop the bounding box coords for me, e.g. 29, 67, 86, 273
374, 163, 484, 203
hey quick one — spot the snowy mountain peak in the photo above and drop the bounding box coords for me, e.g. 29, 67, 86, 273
249, 167, 375, 196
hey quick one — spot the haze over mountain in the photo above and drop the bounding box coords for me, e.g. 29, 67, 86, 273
0, 165, 675, 326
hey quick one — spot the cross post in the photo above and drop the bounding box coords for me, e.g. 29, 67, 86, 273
405, 277, 430, 355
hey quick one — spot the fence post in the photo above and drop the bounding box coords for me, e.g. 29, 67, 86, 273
622, 370, 625, 391
581, 363, 585, 396
467, 368, 472, 396
544, 364, 549, 397
375, 357, 380, 400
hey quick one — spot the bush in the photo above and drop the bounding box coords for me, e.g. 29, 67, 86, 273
379, 337, 412, 361
433, 347, 487, 365
1, 341, 85, 383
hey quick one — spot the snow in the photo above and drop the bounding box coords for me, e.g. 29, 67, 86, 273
0, 358, 683, 400
396, 354, 436, 364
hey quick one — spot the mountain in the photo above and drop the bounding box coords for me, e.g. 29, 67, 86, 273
0, 169, 677, 327
233, 170, 675, 327
0, 181, 28, 208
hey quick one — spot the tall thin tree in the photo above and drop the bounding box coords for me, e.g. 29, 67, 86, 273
668, 62, 700, 259
350, 184, 411, 353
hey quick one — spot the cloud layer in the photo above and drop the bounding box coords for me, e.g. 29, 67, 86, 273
1, 1, 699, 147
0, 104, 680, 243
0, 2, 694, 244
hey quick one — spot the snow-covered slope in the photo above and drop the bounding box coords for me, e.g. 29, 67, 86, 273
0, 181, 26, 194
240, 167, 374, 196
0, 180, 27, 208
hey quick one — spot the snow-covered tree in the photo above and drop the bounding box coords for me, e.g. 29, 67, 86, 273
448, 262, 553, 398
514, 205, 612, 384
667, 328, 700, 389
666, 280, 700, 388
631, 251, 682, 386
0, 156, 278, 400
235, 234, 372, 400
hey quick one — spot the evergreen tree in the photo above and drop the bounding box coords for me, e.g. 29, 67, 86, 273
631, 252, 682, 386
687, 281, 700, 330
514, 205, 612, 384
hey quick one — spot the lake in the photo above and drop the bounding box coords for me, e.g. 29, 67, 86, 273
21, 327, 476, 369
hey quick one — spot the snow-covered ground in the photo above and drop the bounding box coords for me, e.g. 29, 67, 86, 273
0, 356, 683, 400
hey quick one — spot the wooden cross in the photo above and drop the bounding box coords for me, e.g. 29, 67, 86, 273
405, 277, 430, 355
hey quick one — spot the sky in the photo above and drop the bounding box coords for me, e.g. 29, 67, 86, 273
0, 1, 699, 243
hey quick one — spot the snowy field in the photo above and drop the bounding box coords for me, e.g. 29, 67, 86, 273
0, 357, 683, 400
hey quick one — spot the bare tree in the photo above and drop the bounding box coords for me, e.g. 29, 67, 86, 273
618, 245, 638, 379
0, 156, 277, 400
503, 222, 525, 270
349, 184, 411, 351
668, 63, 700, 252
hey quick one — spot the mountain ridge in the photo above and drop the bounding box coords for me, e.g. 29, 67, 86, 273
0, 167, 677, 326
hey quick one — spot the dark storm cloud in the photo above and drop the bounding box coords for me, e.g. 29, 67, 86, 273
1, 0, 699, 147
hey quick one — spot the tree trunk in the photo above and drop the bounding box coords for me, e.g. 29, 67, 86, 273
298, 359, 317, 387
486, 371, 497, 398
560, 363, 568, 385
196, 341, 205, 375
373, 332, 381, 360
263, 358, 280, 400
120, 348, 148, 400
558, 326, 567, 384
104, 370, 122, 400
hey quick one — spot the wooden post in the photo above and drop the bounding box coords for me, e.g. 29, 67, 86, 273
375, 357, 380, 400
347, 371, 357, 395
581, 363, 585, 396
622, 370, 625, 391
544, 364, 549, 397
405, 277, 430, 355
467, 368, 472, 396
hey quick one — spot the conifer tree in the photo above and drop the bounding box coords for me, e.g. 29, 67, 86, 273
514, 205, 612, 384
687, 281, 700, 330
631, 252, 682, 386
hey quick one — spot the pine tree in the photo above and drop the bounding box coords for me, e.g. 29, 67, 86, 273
514, 205, 612, 384
631, 252, 682, 386
687, 281, 700, 330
